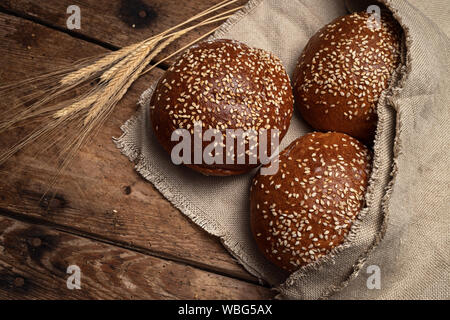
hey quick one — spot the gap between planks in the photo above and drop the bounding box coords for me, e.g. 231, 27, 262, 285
0, 208, 267, 287
0, 214, 273, 299
0, 5, 171, 70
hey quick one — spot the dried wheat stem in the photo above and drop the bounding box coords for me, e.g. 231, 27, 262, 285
56, 20, 204, 121
54, 39, 160, 119
0, 116, 66, 166
146, 0, 240, 40
99, 38, 161, 83
0, 0, 244, 189
56, 42, 156, 121
52, 94, 98, 119
59, 42, 143, 86
141, 25, 222, 77
58, 0, 241, 87
84, 32, 184, 125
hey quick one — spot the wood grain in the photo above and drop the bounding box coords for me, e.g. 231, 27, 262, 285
0, 215, 272, 299
0, 12, 256, 283
0, 0, 248, 66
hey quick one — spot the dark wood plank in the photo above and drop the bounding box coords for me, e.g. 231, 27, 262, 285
0, 0, 248, 66
0, 215, 272, 299
0, 13, 255, 282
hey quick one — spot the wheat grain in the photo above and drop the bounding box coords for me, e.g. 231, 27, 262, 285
59, 42, 143, 86
84, 32, 183, 125
52, 94, 98, 119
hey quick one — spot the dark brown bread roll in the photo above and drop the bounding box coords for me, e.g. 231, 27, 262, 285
250, 132, 371, 272
150, 39, 293, 176
293, 12, 401, 144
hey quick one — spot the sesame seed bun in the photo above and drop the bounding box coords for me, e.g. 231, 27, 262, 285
293, 12, 401, 144
250, 132, 372, 272
150, 39, 293, 176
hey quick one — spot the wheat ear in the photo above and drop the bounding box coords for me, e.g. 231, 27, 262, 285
0, 0, 243, 190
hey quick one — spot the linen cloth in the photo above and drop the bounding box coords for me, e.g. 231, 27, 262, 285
115, 0, 450, 299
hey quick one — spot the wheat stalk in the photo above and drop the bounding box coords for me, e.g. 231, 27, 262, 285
0, 0, 243, 195
58, 0, 242, 87
59, 42, 143, 86
53, 11, 239, 121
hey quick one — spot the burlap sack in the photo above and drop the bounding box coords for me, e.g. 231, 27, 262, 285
115, 0, 450, 299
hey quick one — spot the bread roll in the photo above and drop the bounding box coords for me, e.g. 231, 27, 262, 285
293, 12, 401, 144
250, 132, 371, 272
150, 39, 293, 176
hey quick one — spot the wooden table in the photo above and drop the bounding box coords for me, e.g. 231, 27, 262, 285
0, 0, 273, 299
